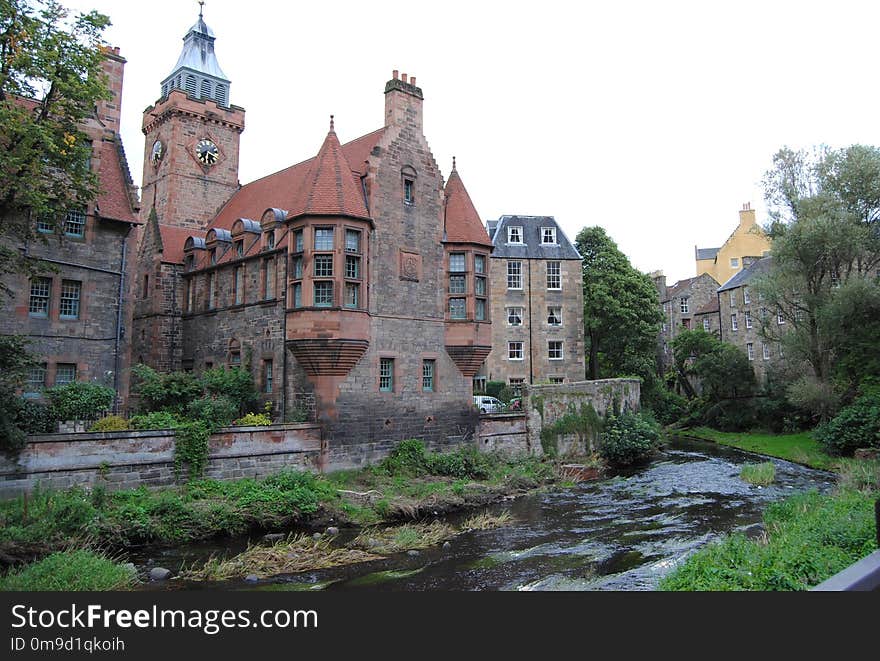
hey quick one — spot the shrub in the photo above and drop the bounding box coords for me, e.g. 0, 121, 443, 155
131, 364, 202, 414
14, 397, 56, 434
380, 439, 430, 476
428, 447, 492, 480
201, 367, 259, 414
89, 415, 129, 432
44, 382, 115, 422
814, 394, 880, 456
485, 381, 507, 399
174, 420, 211, 479
599, 412, 661, 466
186, 395, 238, 428
0, 550, 136, 591
128, 411, 181, 430
234, 412, 272, 426
644, 385, 687, 426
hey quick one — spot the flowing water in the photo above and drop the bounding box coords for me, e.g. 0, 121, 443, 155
136, 437, 835, 591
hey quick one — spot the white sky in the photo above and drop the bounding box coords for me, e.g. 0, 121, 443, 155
62, 0, 880, 283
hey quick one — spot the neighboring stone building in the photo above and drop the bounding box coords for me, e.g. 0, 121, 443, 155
695, 203, 771, 285
131, 10, 493, 463
654, 272, 720, 373
717, 256, 780, 383
1, 47, 141, 407
479, 216, 585, 391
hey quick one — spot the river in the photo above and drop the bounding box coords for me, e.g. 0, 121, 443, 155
135, 436, 835, 591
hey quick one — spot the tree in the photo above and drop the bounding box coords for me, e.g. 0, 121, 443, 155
758, 145, 880, 407
0, 0, 111, 299
0, 334, 38, 452
575, 226, 663, 382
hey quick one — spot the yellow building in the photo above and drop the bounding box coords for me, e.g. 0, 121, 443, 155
695, 203, 771, 285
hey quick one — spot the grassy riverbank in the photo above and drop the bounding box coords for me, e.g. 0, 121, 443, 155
683, 427, 837, 470
0, 442, 567, 574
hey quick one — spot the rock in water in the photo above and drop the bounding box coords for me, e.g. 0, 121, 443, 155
312, 532, 322, 541
442, 542, 451, 549
326, 526, 339, 536
263, 533, 285, 543
149, 567, 171, 581
244, 574, 259, 584
407, 550, 421, 557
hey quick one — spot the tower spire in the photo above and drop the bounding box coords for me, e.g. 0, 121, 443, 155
198, 1, 204, 19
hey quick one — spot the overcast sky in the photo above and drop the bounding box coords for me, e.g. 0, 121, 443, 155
62, 0, 880, 283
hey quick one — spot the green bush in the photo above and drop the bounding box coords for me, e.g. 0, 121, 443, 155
0, 550, 136, 591
186, 395, 238, 428
44, 382, 115, 422
14, 397, 56, 434
131, 364, 202, 414
814, 393, 880, 456
644, 385, 687, 426
429, 447, 492, 480
380, 439, 430, 476
600, 412, 661, 466
234, 412, 272, 426
201, 367, 259, 414
485, 381, 506, 399
89, 415, 129, 432
128, 411, 181, 430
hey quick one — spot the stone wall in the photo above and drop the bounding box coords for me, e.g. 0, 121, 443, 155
525, 379, 641, 456
476, 412, 530, 454
0, 424, 321, 499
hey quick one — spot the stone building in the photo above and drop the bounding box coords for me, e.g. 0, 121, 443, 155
717, 256, 780, 383
695, 203, 771, 286
479, 216, 585, 391
131, 10, 493, 465
654, 272, 720, 373
1, 47, 141, 406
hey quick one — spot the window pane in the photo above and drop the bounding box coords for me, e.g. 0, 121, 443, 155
547, 306, 561, 325
474, 255, 485, 274
26, 364, 46, 394
37, 214, 54, 233
292, 256, 303, 279
345, 256, 360, 279
449, 253, 465, 272
549, 341, 563, 359
422, 359, 435, 392
315, 228, 334, 251
344, 282, 359, 308
542, 227, 556, 244
63, 209, 85, 237
293, 282, 302, 308
264, 360, 273, 393
29, 277, 51, 316
508, 342, 523, 360
345, 229, 361, 253
475, 298, 486, 321
55, 363, 76, 385
508, 226, 522, 243
475, 276, 486, 296
449, 275, 466, 294
294, 230, 304, 252
60, 280, 81, 319
507, 261, 522, 289
380, 358, 394, 391
449, 297, 466, 319
314, 281, 333, 307
314, 255, 333, 277
508, 307, 522, 325
546, 262, 561, 289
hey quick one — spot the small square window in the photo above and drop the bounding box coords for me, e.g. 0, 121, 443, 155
449, 274, 466, 294
548, 341, 563, 360
475, 276, 486, 296
507, 307, 523, 326
63, 209, 85, 237
25, 364, 46, 395
37, 214, 54, 233
60, 280, 81, 319
314, 255, 334, 277
508, 342, 524, 360
474, 255, 486, 274
730, 257, 739, 268
345, 255, 360, 280
507, 226, 523, 244
314, 228, 334, 251
541, 227, 557, 244
449, 297, 466, 319
314, 281, 333, 307
55, 363, 76, 385
29, 277, 51, 317
547, 306, 562, 326
345, 229, 361, 253
449, 253, 466, 272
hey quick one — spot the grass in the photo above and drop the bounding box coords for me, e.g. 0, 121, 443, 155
181, 534, 382, 581
659, 489, 878, 591
686, 427, 837, 470
739, 462, 776, 486
460, 511, 514, 531
352, 521, 457, 554
0, 550, 136, 591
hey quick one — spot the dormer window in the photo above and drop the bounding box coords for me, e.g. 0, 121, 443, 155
541, 227, 557, 244
263, 230, 275, 250
507, 226, 523, 244
185, 254, 195, 271
209, 248, 217, 265
235, 240, 244, 257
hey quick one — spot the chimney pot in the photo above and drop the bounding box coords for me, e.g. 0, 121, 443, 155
393, 69, 399, 80
411, 76, 416, 86
402, 73, 408, 83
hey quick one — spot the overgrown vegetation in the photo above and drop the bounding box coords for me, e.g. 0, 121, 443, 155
659, 489, 878, 590
539, 403, 602, 458
814, 388, 880, 456
599, 412, 661, 466
89, 415, 129, 432
739, 462, 776, 486
0, 550, 135, 591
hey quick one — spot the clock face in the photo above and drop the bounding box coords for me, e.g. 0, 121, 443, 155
196, 138, 219, 166
151, 140, 163, 164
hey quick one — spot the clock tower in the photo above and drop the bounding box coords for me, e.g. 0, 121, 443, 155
140, 5, 244, 230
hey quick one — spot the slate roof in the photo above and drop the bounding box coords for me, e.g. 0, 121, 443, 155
694, 298, 720, 315
444, 165, 492, 247
718, 256, 773, 292
488, 215, 581, 260
695, 246, 720, 261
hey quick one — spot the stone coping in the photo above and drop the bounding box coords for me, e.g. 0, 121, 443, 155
26, 422, 321, 444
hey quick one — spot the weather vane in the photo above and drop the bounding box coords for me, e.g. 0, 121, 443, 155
198, 1, 205, 18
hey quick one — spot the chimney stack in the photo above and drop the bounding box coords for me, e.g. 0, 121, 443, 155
384, 68, 424, 132
96, 45, 126, 134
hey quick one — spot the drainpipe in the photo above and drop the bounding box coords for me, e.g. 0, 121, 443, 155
281, 284, 288, 423
527, 259, 534, 385
113, 226, 131, 412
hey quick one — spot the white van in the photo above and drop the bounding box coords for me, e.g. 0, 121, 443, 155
473, 395, 504, 413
